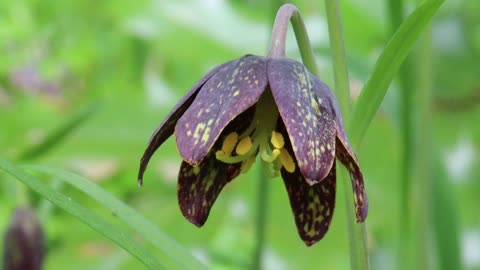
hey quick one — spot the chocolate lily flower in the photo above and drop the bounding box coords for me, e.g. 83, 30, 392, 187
138, 54, 367, 246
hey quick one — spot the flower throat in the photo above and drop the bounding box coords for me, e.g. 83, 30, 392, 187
215, 89, 296, 176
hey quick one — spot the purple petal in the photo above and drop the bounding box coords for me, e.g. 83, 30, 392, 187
281, 161, 336, 246
176, 55, 268, 166
178, 154, 241, 226
138, 61, 232, 185
268, 58, 336, 185
311, 75, 357, 159
336, 138, 368, 222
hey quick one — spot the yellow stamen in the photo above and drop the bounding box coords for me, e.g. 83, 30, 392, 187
220, 132, 238, 155
271, 131, 285, 149
261, 148, 280, 163
279, 148, 296, 173
236, 136, 253, 155
240, 155, 256, 174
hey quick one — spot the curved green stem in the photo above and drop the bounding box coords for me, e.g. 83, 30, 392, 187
324, 1, 369, 269
268, 4, 319, 75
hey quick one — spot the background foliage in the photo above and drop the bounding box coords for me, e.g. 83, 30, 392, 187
1, 0, 479, 269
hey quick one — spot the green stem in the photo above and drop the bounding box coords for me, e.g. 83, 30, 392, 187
252, 169, 269, 270
325, 0, 352, 117
268, 4, 319, 75
386, 0, 414, 268
414, 25, 433, 270
324, 1, 369, 269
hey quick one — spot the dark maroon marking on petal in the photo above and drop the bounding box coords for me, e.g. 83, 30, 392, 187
178, 154, 241, 227
268, 58, 336, 185
336, 137, 368, 222
138, 61, 232, 185
281, 162, 336, 246
178, 105, 255, 226
175, 55, 268, 166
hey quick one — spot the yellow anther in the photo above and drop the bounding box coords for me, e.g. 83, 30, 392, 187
236, 136, 253, 155
279, 148, 295, 173
240, 155, 256, 174
271, 131, 285, 149
220, 132, 238, 155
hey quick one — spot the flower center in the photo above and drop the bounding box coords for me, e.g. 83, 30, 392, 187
215, 90, 296, 176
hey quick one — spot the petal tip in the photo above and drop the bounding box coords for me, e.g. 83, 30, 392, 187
356, 193, 368, 223
185, 215, 207, 228
303, 240, 316, 247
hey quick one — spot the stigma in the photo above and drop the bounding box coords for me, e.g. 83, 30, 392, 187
215, 90, 296, 176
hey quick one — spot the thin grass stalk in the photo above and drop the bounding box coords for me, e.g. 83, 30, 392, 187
324, 1, 369, 269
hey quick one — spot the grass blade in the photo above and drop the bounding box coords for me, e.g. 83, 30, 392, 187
24, 165, 207, 270
348, 0, 445, 148
0, 158, 165, 270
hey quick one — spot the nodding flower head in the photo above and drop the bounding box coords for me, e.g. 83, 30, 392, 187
138, 54, 367, 246
3, 207, 45, 270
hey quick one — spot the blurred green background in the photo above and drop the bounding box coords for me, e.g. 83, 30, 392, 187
0, 0, 479, 269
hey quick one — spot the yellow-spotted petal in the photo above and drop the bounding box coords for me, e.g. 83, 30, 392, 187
281, 161, 337, 246
138, 61, 232, 185
178, 154, 241, 227
175, 55, 268, 166
268, 58, 336, 185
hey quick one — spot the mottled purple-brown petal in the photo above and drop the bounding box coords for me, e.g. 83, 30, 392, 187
138, 61, 231, 185
281, 161, 336, 246
175, 55, 268, 166
178, 154, 241, 226
311, 75, 357, 159
336, 137, 368, 222
268, 58, 336, 185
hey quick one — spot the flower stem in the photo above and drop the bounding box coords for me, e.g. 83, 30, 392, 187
251, 169, 269, 270
324, 1, 369, 269
268, 4, 319, 75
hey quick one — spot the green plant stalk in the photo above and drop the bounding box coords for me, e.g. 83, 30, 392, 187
324, 0, 352, 116
386, 0, 415, 268
252, 169, 269, 270
431, 158, 463, 270
414, 26, 433, 270
349, 0, 445, 150
324, 1, 369, 269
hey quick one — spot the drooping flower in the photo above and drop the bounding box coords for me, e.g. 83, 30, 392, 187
138, 54, 367, 246
3, 207, 45, 270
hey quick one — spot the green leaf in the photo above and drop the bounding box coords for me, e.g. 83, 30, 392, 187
348, 0, 445, 148
0, 158, 165, 270
24, 165, 207, 270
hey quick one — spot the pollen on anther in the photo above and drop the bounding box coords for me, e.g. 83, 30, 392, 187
236, 136, 253, 155
280, 148, 295, 173
221, 132, 238, 155
271, 131, 285, 149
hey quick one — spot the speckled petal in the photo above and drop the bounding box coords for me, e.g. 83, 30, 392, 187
336, 138, 368, 222
281, 161, 336, 246
178, 154, 241, 226
268, 58, 336, 185
311, 75, 357, 159
176, 55, 268, 166
138, 61, 231, 185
